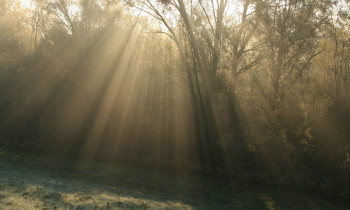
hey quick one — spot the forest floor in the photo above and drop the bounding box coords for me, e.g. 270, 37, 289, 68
0, 148, 349, 210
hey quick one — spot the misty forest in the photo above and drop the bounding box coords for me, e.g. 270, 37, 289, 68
1, 0, 350, 209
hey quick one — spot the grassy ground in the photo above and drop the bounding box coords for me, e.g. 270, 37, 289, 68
0, 149, 349, 209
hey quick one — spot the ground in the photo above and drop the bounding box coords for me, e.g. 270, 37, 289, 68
0, 149, 349, 209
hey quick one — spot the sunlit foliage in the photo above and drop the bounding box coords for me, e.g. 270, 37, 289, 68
1, 0, 350, 199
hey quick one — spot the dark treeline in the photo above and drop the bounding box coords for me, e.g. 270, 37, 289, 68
1, 0, 350, 199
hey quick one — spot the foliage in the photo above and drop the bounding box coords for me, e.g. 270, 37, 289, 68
0, 0, 350, 200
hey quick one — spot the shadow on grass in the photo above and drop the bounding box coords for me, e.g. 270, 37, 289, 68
0, 149, 349, 209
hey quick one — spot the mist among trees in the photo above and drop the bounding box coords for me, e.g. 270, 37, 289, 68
1, 0, 350, 204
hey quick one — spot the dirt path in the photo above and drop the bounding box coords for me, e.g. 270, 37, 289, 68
0, 150, 348, 209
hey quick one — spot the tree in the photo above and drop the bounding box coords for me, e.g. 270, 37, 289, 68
257, 0, 328, 112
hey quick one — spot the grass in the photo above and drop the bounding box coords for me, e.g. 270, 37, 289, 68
0, 148, 349, 209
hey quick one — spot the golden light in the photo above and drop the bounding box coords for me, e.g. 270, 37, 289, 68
19, 0, 35, 10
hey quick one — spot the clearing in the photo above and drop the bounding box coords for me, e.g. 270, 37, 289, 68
0, 149, 348, 209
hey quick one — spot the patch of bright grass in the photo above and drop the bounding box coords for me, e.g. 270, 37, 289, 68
0, 149, 349, 209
